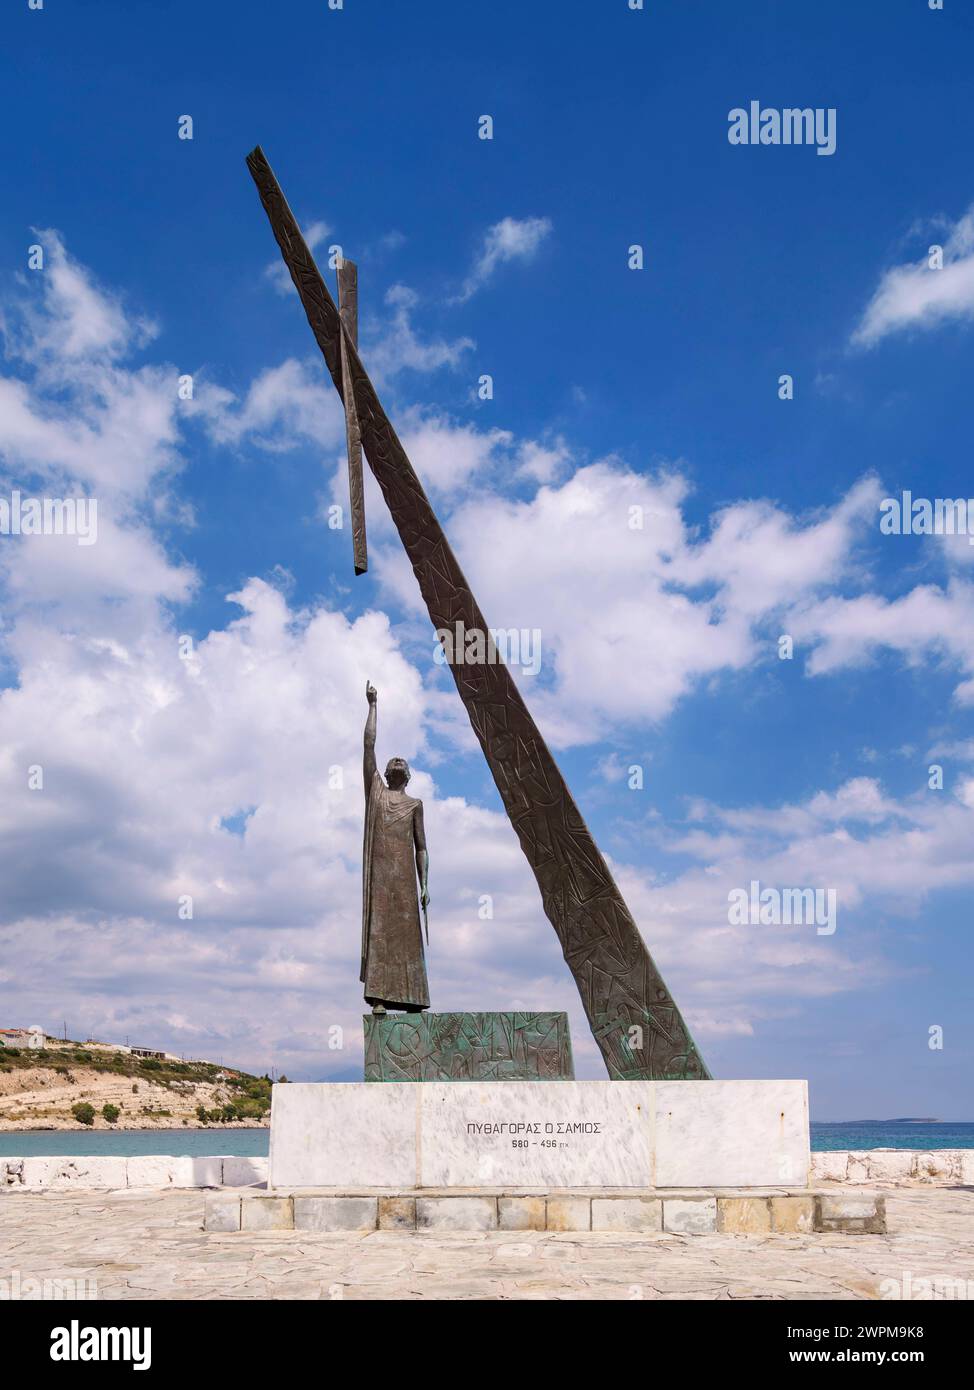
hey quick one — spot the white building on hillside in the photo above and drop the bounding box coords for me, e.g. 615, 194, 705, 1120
0, 1026, 45, 1050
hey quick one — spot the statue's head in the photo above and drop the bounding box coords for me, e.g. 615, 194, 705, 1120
385, 757, 411, 790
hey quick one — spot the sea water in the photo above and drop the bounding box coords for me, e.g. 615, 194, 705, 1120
1, 1121, 973, 1158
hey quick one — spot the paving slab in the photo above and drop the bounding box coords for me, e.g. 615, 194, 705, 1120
0, 1188, 970, 1300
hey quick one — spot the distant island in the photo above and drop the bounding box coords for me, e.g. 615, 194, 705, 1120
813, 1118, 942, 1126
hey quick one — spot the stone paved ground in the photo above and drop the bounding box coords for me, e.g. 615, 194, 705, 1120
0, 1188, 972, 1300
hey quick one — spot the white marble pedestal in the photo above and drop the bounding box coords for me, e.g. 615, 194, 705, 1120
269, 1079, 810, 1190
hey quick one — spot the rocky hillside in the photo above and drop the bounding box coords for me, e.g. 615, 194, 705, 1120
0, 1042, 275, 1130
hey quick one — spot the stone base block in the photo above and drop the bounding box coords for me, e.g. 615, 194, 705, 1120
770, 1195, 815, 1234
294, 1196, 377, 1232
417, 1197, 497, 1231
222, 1156, 268, 1187
20, 1157, 129, 1190
809, 1149, 974, 1186
269, 1078, 809, 1188
241, 1196, 293, 1231
546, 1197, 591, 1231
127, 1156, 223, 1188
718, 1197, 772, 1234
815, 1192, 887, 1234
378, 1196, 417, 1230
663, 1197, 717, 1234
205, 1187, 886, 1235
203, 1193, 242, 1232
592, 1197, 661, 1232
498, 1196, 546, 1230
1, 1155, 263, 1191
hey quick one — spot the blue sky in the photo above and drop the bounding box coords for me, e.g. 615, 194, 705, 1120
1, 0, 973, 1118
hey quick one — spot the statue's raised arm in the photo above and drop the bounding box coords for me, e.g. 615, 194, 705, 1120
364, 681, 377, 795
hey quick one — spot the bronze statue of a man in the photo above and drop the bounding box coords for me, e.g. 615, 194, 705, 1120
361, 682, 430, 1015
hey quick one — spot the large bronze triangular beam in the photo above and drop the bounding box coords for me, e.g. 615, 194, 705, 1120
246, 145, 709, 1080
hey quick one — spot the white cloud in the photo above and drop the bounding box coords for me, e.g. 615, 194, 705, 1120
453, 216, 552, 302
372, 465, 883, 742
853, 203, 974, 347
194, 358, 346, 453
398, 409, 512, 495
0, 233, 196, 633
2, 230, 156, 365
617, 771, 974, 1046
791, 579, 974, 704
370, 458, 974, 740
671, 477, 882, 618
665, 775, 974, 928
364, 285, 475, 380
0, 236, 178, 503
516, 438, 570, 483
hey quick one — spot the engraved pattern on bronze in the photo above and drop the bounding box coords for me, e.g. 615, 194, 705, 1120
337, 258, 367, 575
246, 145, 709, 1081
364, 1011, 574, 1082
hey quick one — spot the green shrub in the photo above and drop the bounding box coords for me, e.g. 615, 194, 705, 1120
231, 1097, 269, 1120
71, 1102, 95, 1126
197, 1105, 228, 1123
4, 1047, 20, 1057
102, 1104, 120, 1124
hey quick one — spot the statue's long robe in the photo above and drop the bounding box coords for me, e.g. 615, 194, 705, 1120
361, 772, 429, 1009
